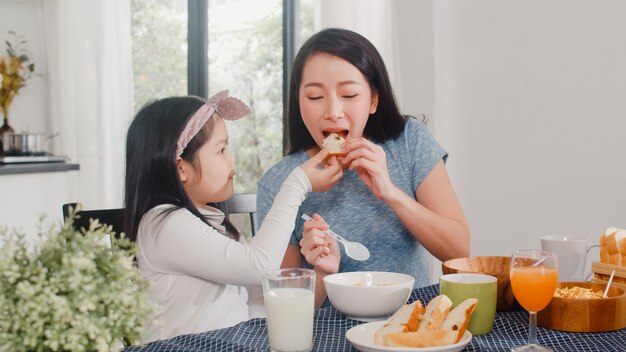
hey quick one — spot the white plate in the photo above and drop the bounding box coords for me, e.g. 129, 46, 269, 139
348, 315, 389, 323
345, 321, 472, 352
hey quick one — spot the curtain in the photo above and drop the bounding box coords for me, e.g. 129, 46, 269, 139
314, 0, 403, 105
40, 0, 132, 208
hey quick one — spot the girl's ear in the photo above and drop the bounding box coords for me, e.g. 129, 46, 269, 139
176, 157, 188, 182
369, 90, 379, 114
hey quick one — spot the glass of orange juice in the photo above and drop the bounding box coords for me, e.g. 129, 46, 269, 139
510, 250, 558, 352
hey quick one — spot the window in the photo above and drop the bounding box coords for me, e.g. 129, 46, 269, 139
131, 0, 188, 111
207, 0, 284, 192
132, 0, 313, 193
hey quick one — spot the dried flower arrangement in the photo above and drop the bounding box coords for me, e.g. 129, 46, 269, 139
0, 30, 36, 123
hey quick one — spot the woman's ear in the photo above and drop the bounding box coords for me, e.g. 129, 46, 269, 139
369, 90, 379, 114
176, 157, 188, 183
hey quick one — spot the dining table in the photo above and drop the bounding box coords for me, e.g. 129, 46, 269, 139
125, 284, 626, 352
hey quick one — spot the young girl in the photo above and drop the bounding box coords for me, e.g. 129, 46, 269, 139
257, 28, 470, 307
124, 91, 342, 342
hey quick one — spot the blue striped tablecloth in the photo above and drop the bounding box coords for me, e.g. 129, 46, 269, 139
126, 284, 626, 352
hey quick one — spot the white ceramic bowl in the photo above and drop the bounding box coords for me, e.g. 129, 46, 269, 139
323, 271, 415, 321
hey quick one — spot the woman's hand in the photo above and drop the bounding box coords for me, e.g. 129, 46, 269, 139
300, 213, 340, 274
341, 137, 397, 201
300, 148, 343, 192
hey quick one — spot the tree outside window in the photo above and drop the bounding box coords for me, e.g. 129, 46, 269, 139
132, 0, 313, 194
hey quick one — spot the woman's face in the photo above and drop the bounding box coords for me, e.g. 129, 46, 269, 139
179, 115, 236, 207
298, 53, 378, 149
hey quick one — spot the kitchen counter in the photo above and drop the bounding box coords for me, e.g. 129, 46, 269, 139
0, 162, 79, 175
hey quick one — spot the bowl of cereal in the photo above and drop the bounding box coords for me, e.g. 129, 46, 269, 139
537, 282, 626, 332
323, 271, 414, 321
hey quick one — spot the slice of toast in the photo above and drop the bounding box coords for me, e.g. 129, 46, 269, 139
374, 294, 475, 348
373, 300, 424, 345
383, 330, 458, 348
322, 132, 345, 156
417, 295, 453, 332
441, 298, 477, 343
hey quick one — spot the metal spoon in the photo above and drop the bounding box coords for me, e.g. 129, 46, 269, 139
531, 256, 547, 267
301, 214, 370, 261
603, 270, 615, 298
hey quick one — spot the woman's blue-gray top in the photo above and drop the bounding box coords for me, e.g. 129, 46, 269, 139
257, 117, 448, 302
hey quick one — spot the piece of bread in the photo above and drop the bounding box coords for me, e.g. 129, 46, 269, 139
373, 300, 424, 345
417, 294, 453, 332
374, 294, 474, 348
322, 132, 345, 156
441, 298, 477, 343
383, 330, 458, 348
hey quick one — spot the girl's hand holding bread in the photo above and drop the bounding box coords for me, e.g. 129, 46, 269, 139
299, 147, 343, 192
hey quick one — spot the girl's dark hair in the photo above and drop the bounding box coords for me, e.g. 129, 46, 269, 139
124, 96, 239, 241
286, 28, 406, 154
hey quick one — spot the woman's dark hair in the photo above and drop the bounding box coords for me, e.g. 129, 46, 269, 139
286, 28, 406, 154
124, 96, 239, 241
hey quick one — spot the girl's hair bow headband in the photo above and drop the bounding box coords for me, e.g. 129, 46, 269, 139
176, 90, 251, 157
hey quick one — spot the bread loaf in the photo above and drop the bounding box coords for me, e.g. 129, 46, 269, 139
600, 227, 626, 266
599, 227, 626, 283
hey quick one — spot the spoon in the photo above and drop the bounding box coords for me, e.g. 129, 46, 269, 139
531, 256, 547, 267
301, 214, 370, 261
603, 270, 615, 298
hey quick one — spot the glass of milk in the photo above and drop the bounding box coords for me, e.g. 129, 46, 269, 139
262, 268, 315, 352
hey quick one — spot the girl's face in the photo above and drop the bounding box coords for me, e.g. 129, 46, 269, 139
299, 53, 378, 149
178, 115, 235, 207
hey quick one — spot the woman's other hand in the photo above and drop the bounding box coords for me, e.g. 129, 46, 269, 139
341, 137, 396, 201
300, 213, 340, 274
300, 148, 343, 192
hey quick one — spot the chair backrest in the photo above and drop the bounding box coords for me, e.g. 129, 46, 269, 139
220, 193, 258, 236
62, 202, 128, 239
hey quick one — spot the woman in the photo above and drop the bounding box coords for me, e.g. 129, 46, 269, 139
257, 28, 470, 307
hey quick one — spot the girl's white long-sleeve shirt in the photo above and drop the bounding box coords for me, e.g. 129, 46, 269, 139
137, 167, 310, 342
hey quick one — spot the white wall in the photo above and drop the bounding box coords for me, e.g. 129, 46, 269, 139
0, 171, 76, 238
393, 0, 434, 121
431, 0, 626, 279
0, 0, 49, 135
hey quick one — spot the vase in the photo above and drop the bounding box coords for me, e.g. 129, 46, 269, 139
0, 118, 15, 156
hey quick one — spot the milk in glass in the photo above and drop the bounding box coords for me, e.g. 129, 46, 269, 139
264, 288, 314, 352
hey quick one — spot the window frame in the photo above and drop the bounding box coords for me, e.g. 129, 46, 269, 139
187, 0, 297, 152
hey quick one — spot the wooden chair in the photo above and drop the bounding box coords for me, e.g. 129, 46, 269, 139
220, 193, 258, 236
62, 202, 128, 239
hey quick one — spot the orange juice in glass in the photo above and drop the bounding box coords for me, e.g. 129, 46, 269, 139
510, 250, 558, 352
510, 266, 558, 312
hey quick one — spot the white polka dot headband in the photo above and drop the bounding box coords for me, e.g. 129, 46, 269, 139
175, 90, 251, 157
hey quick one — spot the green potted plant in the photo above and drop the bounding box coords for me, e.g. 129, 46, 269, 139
0, 209, 158, 352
